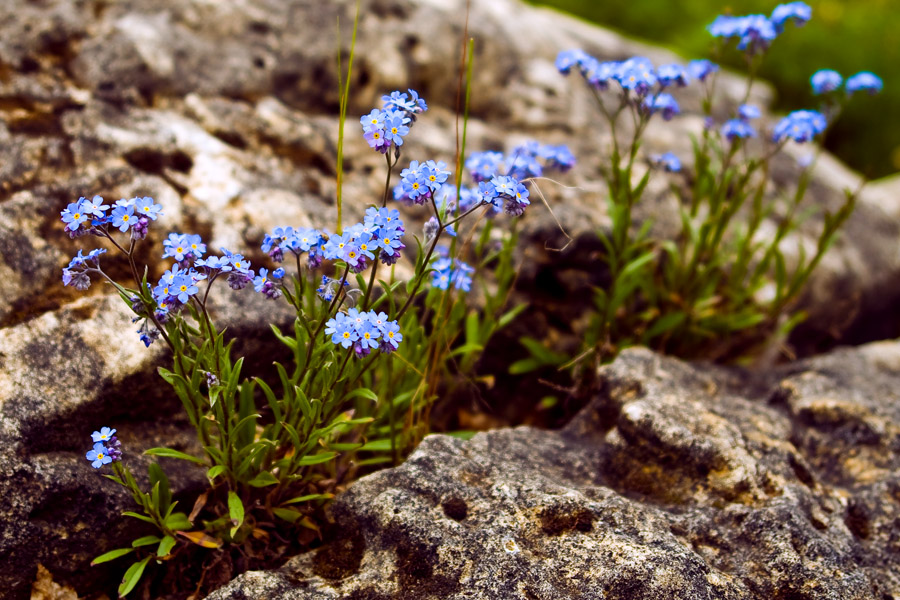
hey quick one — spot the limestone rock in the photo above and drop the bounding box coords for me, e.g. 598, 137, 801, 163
208, 343, 900, 600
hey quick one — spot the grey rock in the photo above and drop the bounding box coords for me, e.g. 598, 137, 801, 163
209, 343, 900, 600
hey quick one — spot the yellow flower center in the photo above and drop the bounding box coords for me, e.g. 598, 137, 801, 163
343, 332, 350, 339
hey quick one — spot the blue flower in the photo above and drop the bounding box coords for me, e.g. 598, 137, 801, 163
360, 109, 385, 132
651, 152, 682, 173
738, 104, 761, 120
163, 233, 189, 261
709, 15, 778, 54
195, 255, 232, 272
86, 442, 112, 469
92, 427, 117, 443
379, 320, 402, 352
773, 110, 827, 143
721, 119, 757, 141
846, 72, 882, 95
541, 145, 576, 172
325, 314, 358, 348
615, 57, 657, 95
272, 267, 285, 279
383, 113, 410, 146
61, 199, 90, 232
356, 232, 377, 260
423, 160, 451, 193
687, 59, 718, 82
253, 268, 271, 292
555, 49, 588, 75
382, 89, 427, 115
770, 2, 811, 31
451, 261, 474, 292
466, 151, 504, 183
299, 228, 323, 252
172, 274, 199, 303
364, 128, 390, 152
111, 203, 136, 232
221, 249, 251, 274
643, 93, 680, 121
82, 195, 110, 218
580, 57, 619, 90
356, 321, 381, 350
134, 197, 163, 221
656, 64, 689, 88
186, 234, 206, 258
810, 70, 842, 95
323, 232, 354, 260
490, 175, 518, 198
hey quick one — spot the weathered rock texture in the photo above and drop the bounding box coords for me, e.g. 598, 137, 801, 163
208, 343, 900, 600
1, 0, 898, 598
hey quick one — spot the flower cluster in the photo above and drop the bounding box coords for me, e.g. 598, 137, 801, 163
556, 51, 706, 102
324, 308, 402, 357
262, 210, 406, 279
61, 195, 162, 240
360, 89, 427, 154
395, 160, 451, 205
721, 103, 762, 141
61, 248, 107, 291
261, 227, 324, 265
430, 248, 474, 292
391, 141, 570, 218
85, 427, 122, 469
811, 69, 883, 96
773, 110, 827, 143
708, 2, 810, 54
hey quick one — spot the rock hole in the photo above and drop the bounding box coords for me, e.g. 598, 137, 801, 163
539, 505, 594, 535
845, 500, 871, 539
441, 496, 468, 521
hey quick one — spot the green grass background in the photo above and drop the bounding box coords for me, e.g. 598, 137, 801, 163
529, 0, 897, 178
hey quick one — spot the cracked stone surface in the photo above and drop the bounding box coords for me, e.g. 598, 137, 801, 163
208, 344, 900, 600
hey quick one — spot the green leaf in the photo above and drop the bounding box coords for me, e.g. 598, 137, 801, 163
157, 535, 176, 558
272, 508, 303, 523
643, 311, 687, 341
144, 448, 205, 465
164, 512, 192, 531
295, 452, 337, 466
344, 387, 378, 402
131, 535, 160, 548
207, 465, 226, 482
91, 547, 134, 566
465, 310, 479, 345
148, 463, 171, 513
228, 491, 244, 537
281, 493, 335, 505
121, 512, 156, 525
449, 343, 483, 358
358, 439, 394, 452
519, 336, 567, 366
118, 556, 151, 597
508, 357, 545, 375
497, 303, 528, 330
247, 472, 280, 487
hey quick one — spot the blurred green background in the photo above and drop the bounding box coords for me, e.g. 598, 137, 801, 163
528, 0, 898, 179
